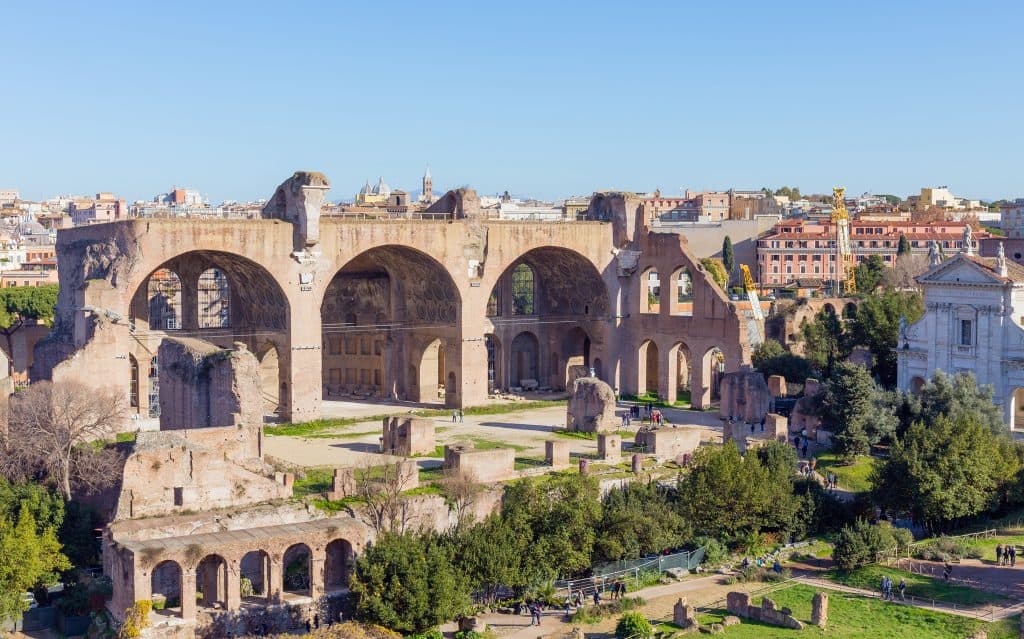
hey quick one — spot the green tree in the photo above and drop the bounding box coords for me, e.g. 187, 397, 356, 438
800, 308, 846, 376
880, 195, 903, 206
722, 236, 735, 276
454, 514, 531, 603
847, 290, 924, 387
872, 413, 1014, 531
699, 258, 728, 290
595, 482, 690, 563
351, 532, 470, 633
0, 499, 70, 621
0, 285, 58, 372
678, 441, 799, 541
750, 340, 812, 383
502, 473, 601, 579
853, 255, 887, 293
897, 234, 912, 257
821, 362, 897, 458
832, 520, 897, 569
906, 370, 1005, 436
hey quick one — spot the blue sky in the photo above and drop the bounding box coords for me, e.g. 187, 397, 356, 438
2, 0, 1022, 203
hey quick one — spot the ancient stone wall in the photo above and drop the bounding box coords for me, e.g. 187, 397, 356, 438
158, 338, 262, 430
719, 369, 770, 423
764, 413, 788, 443
597, 433, 621, 463
726, 592, 803, 630
545, 440, 570, 467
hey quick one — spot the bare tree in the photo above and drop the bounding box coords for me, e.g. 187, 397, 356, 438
885, 254, 930, 291
440, 467, 482, 532
0, 380, 127, 499
355, 461, 419, 535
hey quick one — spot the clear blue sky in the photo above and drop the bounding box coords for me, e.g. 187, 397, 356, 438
3, 0, 1022, 203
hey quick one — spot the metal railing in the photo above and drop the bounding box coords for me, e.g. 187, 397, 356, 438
553, 547, 706, 597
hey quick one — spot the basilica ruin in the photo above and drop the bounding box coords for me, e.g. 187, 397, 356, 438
33, 171, 762, 637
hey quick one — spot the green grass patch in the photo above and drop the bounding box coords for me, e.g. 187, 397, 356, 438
551, 428, 596, 440
292, 467, 334, 497
815, 452, 878, 494
115, 432, 137, 443
419, 465, 445, 482
696, 584, 1017, 638
957, 534, 1024, 562
825, 564, 1007, 607
404, 484, 444, 497
412, 444, 447, 458
459, 436, 529, 452
265, 399, 566, 438
312, 496, 364, 512
514, 457, 548, 470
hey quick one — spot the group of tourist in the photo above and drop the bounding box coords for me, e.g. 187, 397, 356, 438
793, 434, 810, 459
996, 543, 1018, 566
823, 471, 838, 491
560, 581, 629, 619
878, 575, 907, 601
450, 409, 464, 423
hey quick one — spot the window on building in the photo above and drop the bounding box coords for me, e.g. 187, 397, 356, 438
486, 291, 499, 316
960, 319, 973, 346
198, 268, 230, 328
511, 263, 535, 315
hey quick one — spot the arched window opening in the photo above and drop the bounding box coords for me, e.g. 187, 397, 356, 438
511, 263, 535, 315
198, 268, 231, 328
642, 269, 660, 313
129, 354, 139, 409
148, 269, 181, 330
487, 291, 499, 317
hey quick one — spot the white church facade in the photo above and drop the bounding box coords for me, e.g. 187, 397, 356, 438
897, 240, 1024, 431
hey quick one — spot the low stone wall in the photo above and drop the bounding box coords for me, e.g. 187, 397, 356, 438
444, 444, 515, 482
726, 592, 803, 630
634, 427, 700, 461
597, 433, 621, 463
765, 413, 788, 443
545, 440, 570, 467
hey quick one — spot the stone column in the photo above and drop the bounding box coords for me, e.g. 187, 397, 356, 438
268, 558, 284, 604
226, 561, 241, 612
691, 351, 711, 410
310, 552, 326, 599
454, 333, 489, 408
811, 591, 828, 628
286, 288, 323, 422
181, 569, 197, 622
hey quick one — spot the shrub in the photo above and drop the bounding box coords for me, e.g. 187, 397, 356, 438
693, 536, 728, 567
615, 611, 653, 639
833, 520, 900, 570
407, 631, 442, 639
917, 536, 973, 562
240, 576, 254, 598
117, 600, 152, 639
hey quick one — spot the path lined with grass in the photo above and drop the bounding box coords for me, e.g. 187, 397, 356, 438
814, 452, 877, 494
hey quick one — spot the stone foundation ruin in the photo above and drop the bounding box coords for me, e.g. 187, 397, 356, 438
566, 377, 617, 433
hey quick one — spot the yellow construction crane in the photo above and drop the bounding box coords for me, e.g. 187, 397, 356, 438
740, 264, 764, 320
831, 187, 856, 294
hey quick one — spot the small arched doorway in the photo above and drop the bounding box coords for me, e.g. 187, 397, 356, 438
151, 560, 183, 617
240, 550, 271, 603
325, 539, 353, 591
510, 332, 539, 388
415, 339, 445, 403
485, 334, 502, 393
283, 543, 312, 597
195, 554, 229, 609
639, 340, 659, 398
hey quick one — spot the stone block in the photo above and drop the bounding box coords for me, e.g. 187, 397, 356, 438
721, 421, 747, 454
811, 591, 828, 628
443, 444, 513, 483
579, 458, 590, 475
634, 427, 700, 461
721, 616, 740, 627
726, 592, 750, 617
545, 440, 570, 467
673, 598, 696, 629
726, 591, 802, 630
764, 413, 788, 442
767, 375, 786, 397
567, 377, 617, 433
327, 467, 355, 501
718, 370, 770, 424
382, 416, 436, 456
631, 454, 643, 474
597, 433, 621, 463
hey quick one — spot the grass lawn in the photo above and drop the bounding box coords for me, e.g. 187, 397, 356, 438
292, 467, 334, 497
814, 452, 877, 493
825, 564, 1007, 606
951, 534, 1024, 563
694, 585, 1018, 638
265, 400, 566, 437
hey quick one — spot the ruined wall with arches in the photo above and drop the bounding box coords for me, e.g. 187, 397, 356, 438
34, 179, 754, 422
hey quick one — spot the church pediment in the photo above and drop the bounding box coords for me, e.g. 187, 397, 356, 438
918, 256, 1005, 286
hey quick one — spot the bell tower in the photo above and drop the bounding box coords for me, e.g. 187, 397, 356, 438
421, 165, 433, 204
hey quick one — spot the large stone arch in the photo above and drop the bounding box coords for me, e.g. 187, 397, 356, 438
126, 250, 291, 418
320, 245, 461, 406
484, 246, 611, 393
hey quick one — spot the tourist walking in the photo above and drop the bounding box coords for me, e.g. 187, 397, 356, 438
452, 409, 457, 422
1011, 545, 1017, 566
997, 544, 1004, 565
564, 595, 572, 617
898, 579, 906, 600
458, 408, 464, 423
531, 602, 542, 626
593, 589, 601, 605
